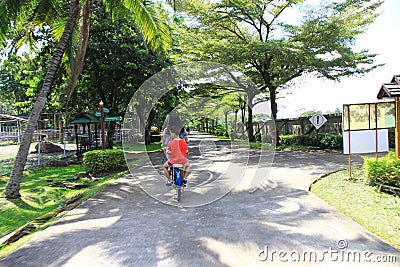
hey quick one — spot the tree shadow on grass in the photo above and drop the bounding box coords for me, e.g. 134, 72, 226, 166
1, 134, 398, 265
1, 177, 399, 266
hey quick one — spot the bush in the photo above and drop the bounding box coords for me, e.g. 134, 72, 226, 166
363, 152, 400, 188
298, 134, 320, 147
280, 135, 300, 145
215, 124, 226, 136
319, 133, 343, 149
83, 149, 126, 175
280, 133, 343, 149
388, 129, 395, 148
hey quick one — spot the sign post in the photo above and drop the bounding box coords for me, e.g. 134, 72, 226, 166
396, 97, 400, 158
100, 101, 106, 150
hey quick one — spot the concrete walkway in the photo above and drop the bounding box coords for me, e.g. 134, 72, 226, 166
1, 133, 399, 266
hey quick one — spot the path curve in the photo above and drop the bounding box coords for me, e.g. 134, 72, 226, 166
0, 133, 398, 266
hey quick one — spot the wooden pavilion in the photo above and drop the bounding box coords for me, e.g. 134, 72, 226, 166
71, 113, 100, 160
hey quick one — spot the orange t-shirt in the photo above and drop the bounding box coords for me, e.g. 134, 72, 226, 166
167, 139, 188, 165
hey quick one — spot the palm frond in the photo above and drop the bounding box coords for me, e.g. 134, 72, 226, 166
0, 0, 72, 49
0, 0, 34, 46
33, 0, 68, 28
122, 0, 172, 52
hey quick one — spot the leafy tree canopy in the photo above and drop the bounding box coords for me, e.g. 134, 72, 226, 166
173, 0, 384, 144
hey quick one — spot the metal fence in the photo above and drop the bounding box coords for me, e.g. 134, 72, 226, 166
276, 114, 342, 136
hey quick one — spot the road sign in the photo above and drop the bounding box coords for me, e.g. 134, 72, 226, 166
309, 113, 327, 130
104, 116, 122, 122
95, 108, 110, 117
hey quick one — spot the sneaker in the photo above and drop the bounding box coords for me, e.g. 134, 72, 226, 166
166, 181, 172, 186
183, 179, 187, 184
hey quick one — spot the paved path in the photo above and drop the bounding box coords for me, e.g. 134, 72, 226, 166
1, 133, 399, 266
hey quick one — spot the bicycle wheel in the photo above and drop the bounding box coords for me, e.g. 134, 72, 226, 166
176, 187, 182, 202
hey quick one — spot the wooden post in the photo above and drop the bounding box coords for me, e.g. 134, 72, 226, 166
347, 105, 351, 178
100, 100, 106, 150
375, 103, 378, 161
396, 97, 400, 158
74, 124, 80, 160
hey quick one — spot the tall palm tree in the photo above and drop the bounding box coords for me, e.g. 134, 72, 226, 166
1, 0, 171, 198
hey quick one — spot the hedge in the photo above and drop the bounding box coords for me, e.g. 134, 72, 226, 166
279, 133, 343, 149
363, 152, 400, 188
83, 149, 126, 175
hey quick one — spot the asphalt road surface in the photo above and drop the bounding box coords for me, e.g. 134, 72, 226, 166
1, 133, 399, 266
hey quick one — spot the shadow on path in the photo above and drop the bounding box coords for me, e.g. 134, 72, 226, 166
0, 133, 398, 266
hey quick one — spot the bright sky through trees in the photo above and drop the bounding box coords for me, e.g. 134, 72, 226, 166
272, 0, 399, 118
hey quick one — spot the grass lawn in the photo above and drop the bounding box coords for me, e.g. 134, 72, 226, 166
0, 142, 153, 257
310, 168, 400, 249
213, 135, 341, 152
0, 164, 125, 236
122, 141, 163, 154
0, 164, 127, 258
213, 135, 275, 149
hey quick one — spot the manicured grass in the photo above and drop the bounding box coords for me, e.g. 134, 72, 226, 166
0, 163, 13, 176
123, 141, 163, 154
311, 168, 400, 249
0, 145, 152, 258
0, 164, 125, 239
213, 134, 344, 152
275, 144, 310, 151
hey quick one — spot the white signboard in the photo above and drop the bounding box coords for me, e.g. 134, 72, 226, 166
343, 129, 389, 154
309, 113, 327, 130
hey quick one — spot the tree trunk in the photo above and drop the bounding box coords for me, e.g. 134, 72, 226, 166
232, 110, 238, 140
3, 0, 80, 199
224, 111, 229, 137
270, 86, 279, 146
106, 121, 116, 149
66, 0, 94, 103
247, 89, 256, 142
241, 105, 245, 139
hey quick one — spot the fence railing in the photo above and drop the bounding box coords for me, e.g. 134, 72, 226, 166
276, 114, 342, 136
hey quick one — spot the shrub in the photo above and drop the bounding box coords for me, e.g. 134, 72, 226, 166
319, 133, 343, 149
388, 129, 395, 148
363, 152, 400, 188
215, 124, 226, 136
280, 135, 300, 145
83, 149, 126, 175
298, 134, 320, 147
255, 133, 262, 142
280, 133, 343, 149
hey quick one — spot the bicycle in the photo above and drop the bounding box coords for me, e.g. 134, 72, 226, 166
170, 163, 186, 202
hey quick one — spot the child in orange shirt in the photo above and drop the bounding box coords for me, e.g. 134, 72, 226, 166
163, 129, 190, 186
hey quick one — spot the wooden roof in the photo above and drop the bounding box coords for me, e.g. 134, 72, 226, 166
377, 75, 400, 99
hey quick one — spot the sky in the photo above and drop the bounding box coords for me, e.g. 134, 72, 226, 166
270, 0, 400, 119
